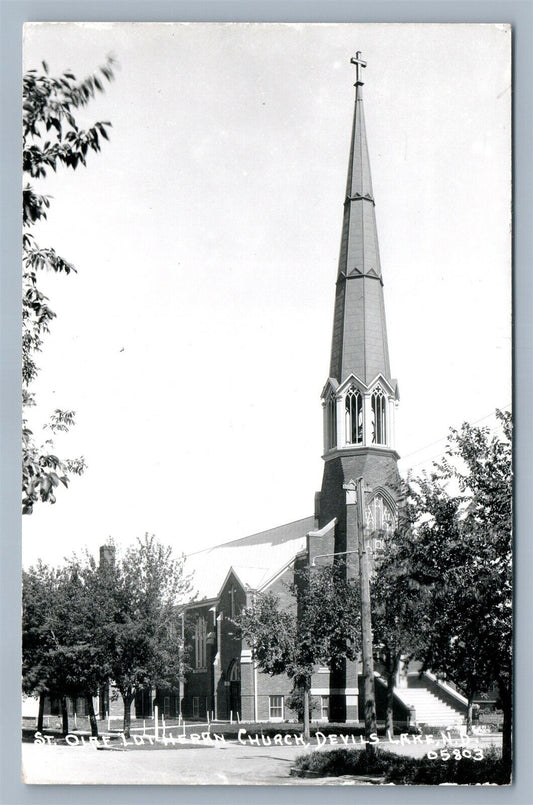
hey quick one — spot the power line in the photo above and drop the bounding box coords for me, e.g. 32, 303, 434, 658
400, 403, 511, 463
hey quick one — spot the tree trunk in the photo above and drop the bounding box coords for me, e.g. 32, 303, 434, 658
60, 695, 69, 735
384, 651, 400, 737
466, 695, 474, 736
303, 681, 310, 742
385, 671, 395, 737
122, 691, 133, 738
86, 693, 98, 737
37, 692, 45, 732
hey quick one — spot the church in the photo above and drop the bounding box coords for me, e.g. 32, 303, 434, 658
179, 54, 467, 728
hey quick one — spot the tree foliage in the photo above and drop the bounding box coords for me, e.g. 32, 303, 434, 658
239, 565, 360, 686
22, 558, 110, 734
22, 535, 193, 738
371, 502, 431, 734
22, 57, 115, 513
86, 535, 194, 736
238, 563, 361, 730
388, 411, 512, 763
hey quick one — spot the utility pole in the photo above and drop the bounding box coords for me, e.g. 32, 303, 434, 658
355, 476, 377, 754
303, 682, 310, 742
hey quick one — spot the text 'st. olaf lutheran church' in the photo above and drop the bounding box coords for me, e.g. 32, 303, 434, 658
180, 55, 466, 727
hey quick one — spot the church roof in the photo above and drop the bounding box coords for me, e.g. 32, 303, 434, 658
184, 516, 314, 601
329, 67, 392, 387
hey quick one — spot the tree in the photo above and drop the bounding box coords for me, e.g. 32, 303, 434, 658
22, 57, 115, 513
238, 564, 361, 738
398, 411, 512, 773
93, 535, 194, 737
23, 536, 193, 739
22, 558, 110, 735
22, 561, 61, 731
371, 503, 431, 736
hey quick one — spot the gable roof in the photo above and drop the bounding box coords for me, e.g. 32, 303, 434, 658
184, 516, 314, 601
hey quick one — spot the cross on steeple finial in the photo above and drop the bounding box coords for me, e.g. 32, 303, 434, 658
351, 51, 367, 86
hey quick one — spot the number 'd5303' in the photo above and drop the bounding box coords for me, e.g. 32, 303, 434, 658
427, 748, 484, 761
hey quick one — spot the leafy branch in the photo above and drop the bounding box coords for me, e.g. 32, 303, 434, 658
22, 57, 116, 513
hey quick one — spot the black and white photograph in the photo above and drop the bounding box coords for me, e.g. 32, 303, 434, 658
21, 22, 512, 786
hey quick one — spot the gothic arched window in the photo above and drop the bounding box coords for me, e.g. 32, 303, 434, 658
229, 660, 241, 682
345, 388, 363, 445
325, 390, 337, 449
365, 493, 395, 551
371, 387, 387, 445
194, 616, 207, 669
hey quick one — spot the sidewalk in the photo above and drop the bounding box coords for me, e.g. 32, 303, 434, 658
21, 732, 503, 786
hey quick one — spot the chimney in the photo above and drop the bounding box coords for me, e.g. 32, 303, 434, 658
99, 544, 116, 568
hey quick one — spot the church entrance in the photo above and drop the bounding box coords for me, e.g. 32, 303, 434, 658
228, 660, 241, 720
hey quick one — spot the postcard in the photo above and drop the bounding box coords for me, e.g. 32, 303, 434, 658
21, 22, 511, 786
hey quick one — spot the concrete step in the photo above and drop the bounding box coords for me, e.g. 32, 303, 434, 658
394, 686, 465, 726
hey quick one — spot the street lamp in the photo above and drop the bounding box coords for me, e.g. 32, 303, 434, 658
311, 549, 358, 567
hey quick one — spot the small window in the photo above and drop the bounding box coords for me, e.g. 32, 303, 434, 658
320, 695, 329, 721
192, 696, 199, 719
269, 695, 284, 721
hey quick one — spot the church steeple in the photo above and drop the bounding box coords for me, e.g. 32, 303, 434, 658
314, 56, 401, 724
322, 54, 398, 456
329, 52, 392, 388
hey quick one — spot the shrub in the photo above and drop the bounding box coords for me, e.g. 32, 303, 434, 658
297, 747, 389, 776
294, 745, 509, 785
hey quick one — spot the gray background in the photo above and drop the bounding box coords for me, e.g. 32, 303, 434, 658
1, 1, 531, 803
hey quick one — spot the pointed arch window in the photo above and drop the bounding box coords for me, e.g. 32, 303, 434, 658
194, 616, 207, 669
365, 493, 395, 535
345, 388, 363, 445
371, 387, 387, 445
325, 390, 337, 450
365, 493, 395, 555
229, 660, 241, 682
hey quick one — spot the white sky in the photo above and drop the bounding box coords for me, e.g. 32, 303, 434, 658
22, 23, 511, 568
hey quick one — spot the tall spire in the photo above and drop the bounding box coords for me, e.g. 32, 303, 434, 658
315, 55, 401, 725
329, 54, 392, 387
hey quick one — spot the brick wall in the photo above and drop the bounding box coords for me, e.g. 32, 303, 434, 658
317, 448, 399, 721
